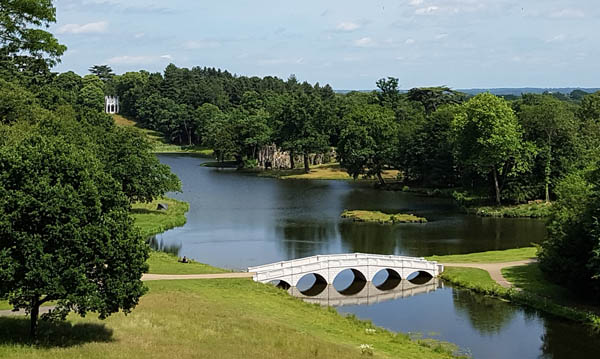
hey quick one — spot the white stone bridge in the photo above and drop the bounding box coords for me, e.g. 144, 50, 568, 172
248, 253, 444, 292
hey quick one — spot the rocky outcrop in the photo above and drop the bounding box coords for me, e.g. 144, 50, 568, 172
257, 144, 336, 169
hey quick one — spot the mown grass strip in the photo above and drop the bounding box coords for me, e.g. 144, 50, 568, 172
427, 247, 537, 263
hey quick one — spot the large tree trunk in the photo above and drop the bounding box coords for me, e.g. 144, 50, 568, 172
30, 298, 39, 340
303, 152, 310, 173
492, 166, 501, 206
376, 172, 386, 186
290, 152, 295, 169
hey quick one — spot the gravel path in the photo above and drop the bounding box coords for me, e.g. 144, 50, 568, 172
441, 259, 537, 288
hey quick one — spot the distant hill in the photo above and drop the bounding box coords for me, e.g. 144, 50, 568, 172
335, 88, 600, 96
457, 88, 600, 96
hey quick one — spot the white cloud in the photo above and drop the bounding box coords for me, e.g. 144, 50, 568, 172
57, 21, 108, 34
107, 54, 172, 65
336, 21, 361, 32
258, 57, 305, 66
134, 33, 145, 39
550, 9, 585, 19
405, 38, 415, 45
409, 0, 424, 5
354, 37, 374, 47
184, 40, 221, 49
435, 33, 449, 40
547, 34, 566, 43
415, 6, 439, 15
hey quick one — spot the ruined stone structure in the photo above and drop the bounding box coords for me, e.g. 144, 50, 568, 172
257, 144, 336, 169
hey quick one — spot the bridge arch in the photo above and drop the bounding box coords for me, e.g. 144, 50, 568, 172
296, 273, 328, 296
332, 268, 368, 296
406, 270, 434, 285
372, 268, 402, 291
269, 279, 291, 290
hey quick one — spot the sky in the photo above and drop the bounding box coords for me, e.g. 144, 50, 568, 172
51, 0, 599, 90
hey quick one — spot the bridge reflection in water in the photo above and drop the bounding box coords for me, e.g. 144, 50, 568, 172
287, 278, 442, 307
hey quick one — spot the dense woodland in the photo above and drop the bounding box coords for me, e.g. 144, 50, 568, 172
1, 0, 599, 318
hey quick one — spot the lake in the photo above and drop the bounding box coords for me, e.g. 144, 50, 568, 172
156, 154, 598, 359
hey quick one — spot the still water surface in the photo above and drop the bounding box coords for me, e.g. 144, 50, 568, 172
157, 154, 598, 359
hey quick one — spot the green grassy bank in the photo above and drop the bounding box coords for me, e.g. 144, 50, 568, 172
465, 202, 552, 218
427, 247, 537, 263
342, 210, 427, 224
113, 115, 213, 156
131, 197, 190, 238
0, 280, 463, 358
432, 249, 600, 331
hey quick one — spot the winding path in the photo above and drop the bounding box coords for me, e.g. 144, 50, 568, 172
441, 259, 536, 288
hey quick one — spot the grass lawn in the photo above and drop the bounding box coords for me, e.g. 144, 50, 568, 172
146, 252, 226, 275
131, 197, 189, 238
0, 279, 460, 359
466, 202, 552, 218
257, 162, 400, 181
439, 267, 503, 292
427, 247, 537, 263
113, 115, 213, 156
502, 264, 600, 314
341, 210, 427, 224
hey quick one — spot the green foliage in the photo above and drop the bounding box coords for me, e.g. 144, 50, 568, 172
0, 132, 149, 337
538, 164, 600, 301
338, 104, 398, 184
468, 202, 553, 218
89, 65, 115, 83
0, 0, 66, 77
453, 93, 531, 205
0, 78, 48, 124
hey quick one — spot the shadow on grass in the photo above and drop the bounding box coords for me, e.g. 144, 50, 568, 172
0, 317, 114, 348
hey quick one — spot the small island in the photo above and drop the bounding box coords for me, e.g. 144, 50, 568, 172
341, 210, 427, 224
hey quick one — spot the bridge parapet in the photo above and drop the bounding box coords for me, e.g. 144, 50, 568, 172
248, 253, 443, 287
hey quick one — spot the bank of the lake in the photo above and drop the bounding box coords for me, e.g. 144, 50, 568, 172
131, 197, 190, 238
0, 278, 462, 359
431, 249, 600, 330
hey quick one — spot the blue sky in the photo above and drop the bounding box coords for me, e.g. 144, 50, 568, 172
52, 0, 599, 89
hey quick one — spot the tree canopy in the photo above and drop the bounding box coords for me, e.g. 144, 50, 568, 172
0, 128, 149, 338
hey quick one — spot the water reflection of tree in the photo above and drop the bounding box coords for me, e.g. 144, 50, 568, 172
338, 222, 399, 254
275, 220, 336, 259
147, 236, 181, 256
540, 316, 600, 358
452, 289, 517, 335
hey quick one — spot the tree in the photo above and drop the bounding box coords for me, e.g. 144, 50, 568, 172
407, 87, 466, 115
376, 77, 400, 109
580, 91, 600, 121
0, 0, 66, 79
0, 131, 149, 338
338, 104, 398, 185
538, 165, 600, 300
89, 64, 115, 83
276, 93, 329, 173
518, 95, 578, 202
453, 93, 529, 205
